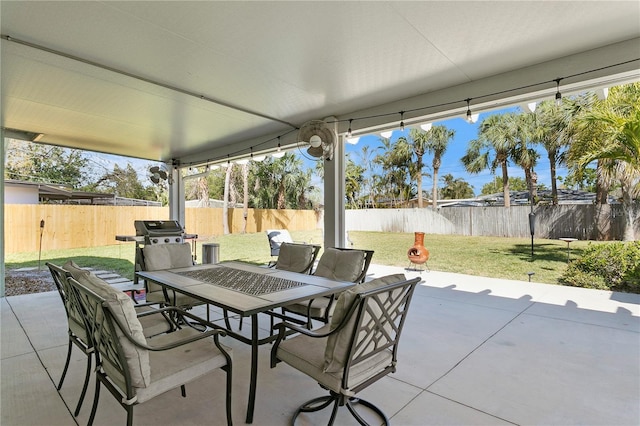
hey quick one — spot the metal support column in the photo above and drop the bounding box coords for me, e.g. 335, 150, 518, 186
323, 126, 346, 249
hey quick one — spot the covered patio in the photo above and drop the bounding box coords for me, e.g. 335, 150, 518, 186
2, 2, 639, 267
3, 264, 638, 425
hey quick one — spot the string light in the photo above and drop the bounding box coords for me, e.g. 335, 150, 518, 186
179, 60, 637, 170
466, 99, 473, 123
554, 78, 563, 106
272, 137, 285, 158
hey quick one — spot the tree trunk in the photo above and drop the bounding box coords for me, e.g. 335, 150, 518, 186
241, 163, 249, 234
277, 181, 285, 209
549, 151, 558, 206
501, 162, 510, 208
197, 177, 209, 207
222, 164, 232, 235
621, 182, 636, 241
432, 166, 439, 209
416, 158, 423, 208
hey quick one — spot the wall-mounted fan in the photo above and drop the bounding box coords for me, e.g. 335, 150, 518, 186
298, 120, 336, 161
148, 164, 172, 185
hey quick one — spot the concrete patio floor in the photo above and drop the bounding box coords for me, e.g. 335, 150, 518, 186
2, 264, 639, 426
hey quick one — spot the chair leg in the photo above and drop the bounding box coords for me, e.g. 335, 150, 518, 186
292, 395, 339, 425
126, 405, 134, 426
345, 397, 390, 426
88, 377, 101, 426
57, 339, 73, 390
224, 365, 233, 426
73, 353, 92, 416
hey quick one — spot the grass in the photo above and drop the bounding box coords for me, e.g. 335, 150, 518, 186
5, 230, 600, 285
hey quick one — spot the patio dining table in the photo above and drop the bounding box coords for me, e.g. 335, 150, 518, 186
137, 261, 353, 423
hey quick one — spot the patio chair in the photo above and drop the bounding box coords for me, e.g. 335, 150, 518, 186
281, 247, 374, 327
47, 262, 175, 417
266, 229, 294, 266
139, 243, 198, 306
140, 242, 228, 329
67, 273, 233, 426
268, 242, 321, 333
274, 242, 321, 275
271, 274, 420, 425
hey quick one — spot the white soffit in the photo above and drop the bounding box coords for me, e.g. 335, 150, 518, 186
1, 1, 639, 164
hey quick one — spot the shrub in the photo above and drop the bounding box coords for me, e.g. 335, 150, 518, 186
559, 242, 640, 293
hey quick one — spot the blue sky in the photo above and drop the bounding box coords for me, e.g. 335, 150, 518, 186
341, 107, 567, 196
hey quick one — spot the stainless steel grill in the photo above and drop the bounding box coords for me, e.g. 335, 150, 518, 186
134, 220, 185, 245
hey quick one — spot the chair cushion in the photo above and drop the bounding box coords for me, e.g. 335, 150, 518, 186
63, 260, 91, 281
60, 261, 91, 333
277, 324, 393, 396
323, 274, 406, 373
135, 328, 232, 402
75, 273, 151, 389
284, 296, 332, 318
142, 243, 199, 306
142, 243, 193, 271
275, 243, 314, 273
314, 248, 365, 283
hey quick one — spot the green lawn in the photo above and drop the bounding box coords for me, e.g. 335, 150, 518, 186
5, 230, 600, 285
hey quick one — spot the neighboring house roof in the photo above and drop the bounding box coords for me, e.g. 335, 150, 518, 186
476, 189, 619, 205
6, 179, 115, 204
185, 198, 243, 208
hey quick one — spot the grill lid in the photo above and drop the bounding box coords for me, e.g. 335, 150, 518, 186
134, 220, 184, 236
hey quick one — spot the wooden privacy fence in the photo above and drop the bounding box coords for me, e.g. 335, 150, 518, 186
346, 204, 639, 240
6, 203, 637, 253
4, 205, 319, 254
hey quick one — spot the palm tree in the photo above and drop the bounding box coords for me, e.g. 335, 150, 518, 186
511, 113, 540, 201
533, 100, 571, 205
345, 156, 365, 208
373, 136, 414, 207
414, 126, 456, 209
399, 129, 428, 208
461, 113, 517, 208
440, 173, 474, 199
356, 145, 377, 208
569, 83, 640, 240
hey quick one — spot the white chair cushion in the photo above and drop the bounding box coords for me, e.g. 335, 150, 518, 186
277, 324, 393, 396
275, 243, 314, 273
314, 248, 365, 283
63, 260, 91, 281
323, 274, 406, 373
75, 273, 151, 388
142, 243, 193, 271
136, 328, 232, 402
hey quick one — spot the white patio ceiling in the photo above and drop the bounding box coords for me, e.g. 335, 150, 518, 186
2, 1, 639, 167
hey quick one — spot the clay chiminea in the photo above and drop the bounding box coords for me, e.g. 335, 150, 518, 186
407, 232, 429, 265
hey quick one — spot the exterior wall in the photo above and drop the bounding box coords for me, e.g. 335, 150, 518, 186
4, 185, 39, 204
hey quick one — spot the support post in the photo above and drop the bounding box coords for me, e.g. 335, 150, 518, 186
323, 128, 345, 249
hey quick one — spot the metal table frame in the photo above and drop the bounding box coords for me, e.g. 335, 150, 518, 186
137, 261, 353, 423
